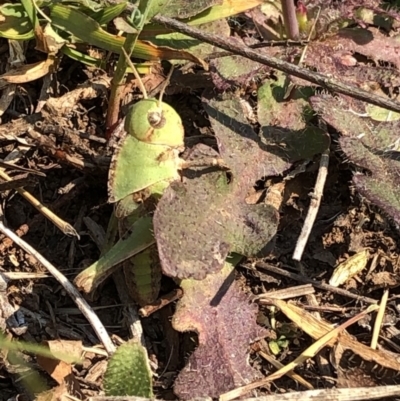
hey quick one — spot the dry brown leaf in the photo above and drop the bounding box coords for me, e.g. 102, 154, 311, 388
0, 56, 55, 89
37, 340, 83, 396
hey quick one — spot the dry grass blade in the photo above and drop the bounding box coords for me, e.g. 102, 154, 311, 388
0, 176, 36, 191
258, 351, 313, 390
0, 159, 45, 176
256, 284, 314, 300
0, 169, 79, 238
371, 289, 389, 349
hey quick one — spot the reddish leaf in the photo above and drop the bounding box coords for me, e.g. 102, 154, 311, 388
173, 260, 268, 399
154, 95, 288, 280
311, 94, 400, 228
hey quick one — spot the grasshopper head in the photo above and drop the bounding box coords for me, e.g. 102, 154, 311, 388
125, 98, 184, 148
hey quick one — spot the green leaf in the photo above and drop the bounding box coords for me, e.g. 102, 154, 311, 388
104, 341, 153, 397
20, 0, 39, 31
88, 1, 128, 25
49, 4, 205, 63
366, 104, 400, 122
150, 19, 229, 60
49, 4, 128, 53
61, 46, 108, 68
0, 4, 33, 40
147, 0, 222, 20
61, 46, 152, 73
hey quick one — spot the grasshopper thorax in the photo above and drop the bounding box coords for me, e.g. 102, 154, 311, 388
125, 98, 184, 148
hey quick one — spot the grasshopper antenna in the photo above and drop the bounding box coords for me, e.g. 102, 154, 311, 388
158, 64, 174, 109
121, 47, 148, 99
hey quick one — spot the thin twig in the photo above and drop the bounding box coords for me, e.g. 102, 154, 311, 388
89, 385, 400, 401
0, 169, 79, 238
253, 262, 378, 304
293, 149, 329, 260
152, 15, 400, 113
0, 221, 115, 354
139, 288, 183, 317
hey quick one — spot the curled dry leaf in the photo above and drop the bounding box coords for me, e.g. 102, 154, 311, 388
0, 57, 55, 89
272, 299, 400, 380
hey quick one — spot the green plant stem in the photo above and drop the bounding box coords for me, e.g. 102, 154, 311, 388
106, 33, 138, 133
281, 0, 299, 39
106, 0, 154, 134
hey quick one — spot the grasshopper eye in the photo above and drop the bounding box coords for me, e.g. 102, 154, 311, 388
148, 109, 166, 129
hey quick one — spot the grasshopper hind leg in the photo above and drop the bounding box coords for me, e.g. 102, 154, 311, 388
123, 245, 161, 307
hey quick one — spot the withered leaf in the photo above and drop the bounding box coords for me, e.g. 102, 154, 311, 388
173, 259, 267, 399
311, 94, 400, 228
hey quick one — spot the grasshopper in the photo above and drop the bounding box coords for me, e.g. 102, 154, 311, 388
107, 61, 185, 306
75, 51, 227, 304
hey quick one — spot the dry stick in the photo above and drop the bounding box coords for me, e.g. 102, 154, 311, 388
255, 284, 314, 300
152, 15, 400, 113
0, 170, 79, 238
254, 262, 378, 304
89, 386, 400, 401
293, 150, 329, 260
370, 289, 389, 349
291, 14, 325, 260
0, 221, 115, 355
139, 288, 183, 317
